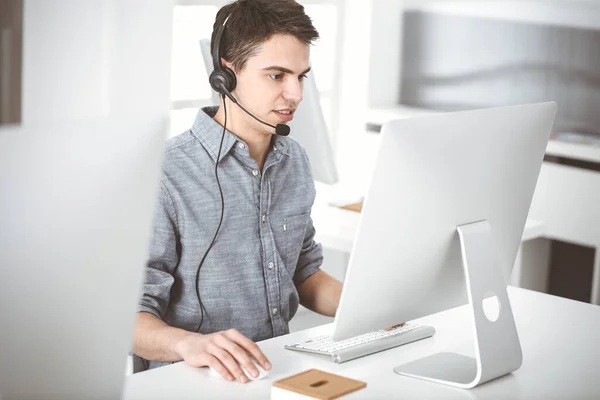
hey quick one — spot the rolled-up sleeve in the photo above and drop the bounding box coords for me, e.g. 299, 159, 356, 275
293, 214, 323, 287
292, 149, 322, 286
138, 180, 180, 320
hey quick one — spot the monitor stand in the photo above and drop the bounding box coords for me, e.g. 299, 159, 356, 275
393, 220, 522, 388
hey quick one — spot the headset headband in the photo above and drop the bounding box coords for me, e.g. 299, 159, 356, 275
212, 14, 232, 72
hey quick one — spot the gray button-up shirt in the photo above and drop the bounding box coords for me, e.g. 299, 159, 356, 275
138, 107, 323, 369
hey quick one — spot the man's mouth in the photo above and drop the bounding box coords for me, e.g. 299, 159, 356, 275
273, 109, 295, 121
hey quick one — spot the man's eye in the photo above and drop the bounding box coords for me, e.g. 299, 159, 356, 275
269, 74, 283, 81
299, 74, 308, 81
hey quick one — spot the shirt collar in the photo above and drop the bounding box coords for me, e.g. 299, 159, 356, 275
190, 106, 291, 163
190, 106, 237, 164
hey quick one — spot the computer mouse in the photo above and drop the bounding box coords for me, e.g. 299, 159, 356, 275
209, 358, 269, 381
243, 358, 269, 380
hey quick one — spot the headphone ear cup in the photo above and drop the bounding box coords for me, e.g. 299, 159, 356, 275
209, 70, 227, 95
221, 66, 237, 93
209, 67, 237, 95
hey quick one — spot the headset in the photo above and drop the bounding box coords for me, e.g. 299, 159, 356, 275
209, 13, 291, 137
194, 11, 291, 332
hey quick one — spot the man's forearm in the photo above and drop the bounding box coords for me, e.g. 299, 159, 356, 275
133, 312, 196, 362
297, 270, 343, 317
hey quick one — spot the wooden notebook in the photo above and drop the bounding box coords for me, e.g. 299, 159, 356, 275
272, 369, 367, 400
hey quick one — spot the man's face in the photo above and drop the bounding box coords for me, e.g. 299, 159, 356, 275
228, 34, 310, 135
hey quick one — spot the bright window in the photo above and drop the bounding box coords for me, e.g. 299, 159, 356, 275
170, 5, 218, 103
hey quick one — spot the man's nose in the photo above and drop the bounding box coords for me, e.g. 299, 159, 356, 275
283, 78, 303, 103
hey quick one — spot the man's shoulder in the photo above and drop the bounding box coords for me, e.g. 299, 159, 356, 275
165, 130, 197, 154
159, 130, 208, 178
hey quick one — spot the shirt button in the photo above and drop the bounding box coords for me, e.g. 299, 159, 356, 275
238, 142, 245, 149
272, 308, 278, 315
262, 215, 267, 222
273, 146, 277, 151
252, 169, 259, 176
268, 262, 274, 269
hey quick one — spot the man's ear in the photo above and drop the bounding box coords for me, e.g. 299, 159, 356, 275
221, 58, 234, 71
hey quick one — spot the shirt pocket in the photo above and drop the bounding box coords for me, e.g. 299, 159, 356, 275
279, 212, 310, 274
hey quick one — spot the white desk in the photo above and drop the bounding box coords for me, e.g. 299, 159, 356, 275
124, 287, 600, 399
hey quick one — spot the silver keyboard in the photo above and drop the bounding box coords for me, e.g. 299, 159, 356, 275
285, 323, 435, 363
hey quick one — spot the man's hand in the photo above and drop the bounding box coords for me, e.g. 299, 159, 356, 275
175, 329, 271, 383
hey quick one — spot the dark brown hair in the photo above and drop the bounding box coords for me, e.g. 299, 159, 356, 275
210, 0, 319, 72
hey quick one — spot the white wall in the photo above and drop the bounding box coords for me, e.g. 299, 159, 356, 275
367, 0, 404, 107
22, 0, 173, 124
334, 0, 378, 193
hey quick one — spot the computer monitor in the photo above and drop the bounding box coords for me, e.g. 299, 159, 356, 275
199, 39, 339, 185
332, 102, 557, 388
0, 118, 167, 399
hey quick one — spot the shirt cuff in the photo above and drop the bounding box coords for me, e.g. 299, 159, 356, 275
137, 303, 163, 320
293, 263, 321, 287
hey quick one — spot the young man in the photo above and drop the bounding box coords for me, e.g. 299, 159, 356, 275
133, 0, 343, 383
